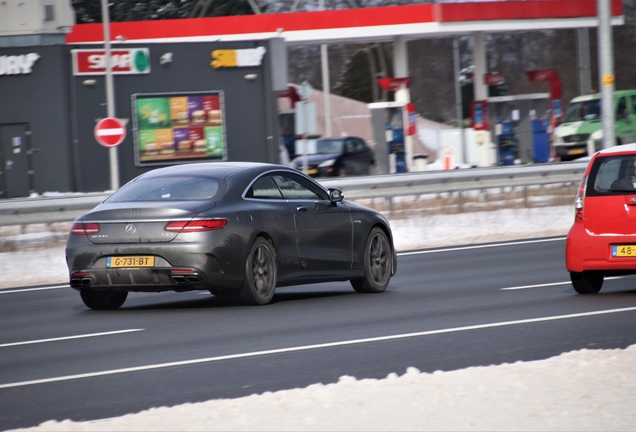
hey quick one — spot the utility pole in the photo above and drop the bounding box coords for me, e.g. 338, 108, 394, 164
597, 0, 615, 149
100, 0, 119, 190
453, 37, 466, 164
319, 0, 332, 137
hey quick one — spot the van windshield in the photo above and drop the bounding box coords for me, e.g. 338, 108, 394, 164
565, 99, 601, 123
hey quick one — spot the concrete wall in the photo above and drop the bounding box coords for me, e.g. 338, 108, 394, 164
0, 45, 74, 196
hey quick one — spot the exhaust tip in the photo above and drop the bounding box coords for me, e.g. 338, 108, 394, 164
71, 273, 93, 288
186, 276, 201, 284
171, 276, 187, 285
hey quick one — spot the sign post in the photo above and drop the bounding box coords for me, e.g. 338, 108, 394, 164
101, 0, 120, 191
598, 0, 615, 150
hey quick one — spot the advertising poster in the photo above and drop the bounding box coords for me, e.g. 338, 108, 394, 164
132, 92, 226, 165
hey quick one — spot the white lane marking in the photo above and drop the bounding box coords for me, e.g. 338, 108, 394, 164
0, 329, 145, 348
397, 237, 566, 256
501, 276, 624, 291
2, 306, 635, 390
501, 281, 571, 290
0, 285, 70, 294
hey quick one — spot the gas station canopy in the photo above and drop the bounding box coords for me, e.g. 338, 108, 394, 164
66, 0, 624, 46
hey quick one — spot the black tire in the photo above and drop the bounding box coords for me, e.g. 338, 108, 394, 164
351, 227, 392, 293
237, 237, 277, 305
80, 290, 128, 310
570, 271, 604, 294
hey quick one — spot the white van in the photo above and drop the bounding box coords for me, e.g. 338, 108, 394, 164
553, 90, 636, 161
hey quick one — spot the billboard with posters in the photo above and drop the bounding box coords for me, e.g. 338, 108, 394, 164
131, 91, 226, 166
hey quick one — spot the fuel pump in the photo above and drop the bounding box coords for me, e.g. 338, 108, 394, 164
497, 121, 517, 165
368, 101, 417, 174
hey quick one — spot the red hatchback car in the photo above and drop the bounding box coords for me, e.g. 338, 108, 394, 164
566, 143, 636, 294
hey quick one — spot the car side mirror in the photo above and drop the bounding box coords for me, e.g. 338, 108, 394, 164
328, 188, 344, 204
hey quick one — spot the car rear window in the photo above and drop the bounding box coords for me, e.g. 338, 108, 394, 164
587, 155, 636, 196
107, 175, 222, 202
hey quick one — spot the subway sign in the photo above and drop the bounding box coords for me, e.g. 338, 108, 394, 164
0, 53, 40, 76
72, 48, 150, 75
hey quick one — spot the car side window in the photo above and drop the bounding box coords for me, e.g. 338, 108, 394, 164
245, 175, 283, 199
354, 138, 366, 151
270, 172, 327, 200
345, 139, 356, 153
630, 95, 636, 115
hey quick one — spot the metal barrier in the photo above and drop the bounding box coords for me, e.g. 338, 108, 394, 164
0, 162, 587, 226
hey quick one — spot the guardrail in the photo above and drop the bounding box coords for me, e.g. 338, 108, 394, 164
0, 162, 587, 226
320, 161, 586, 212
0, 193, 110, 227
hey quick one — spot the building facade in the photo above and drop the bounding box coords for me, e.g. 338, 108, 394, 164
0, 38, 287, 197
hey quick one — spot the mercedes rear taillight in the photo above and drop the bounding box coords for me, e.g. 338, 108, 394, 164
163, 219, 228, 233
70, 222, 100, 235
574, 174, 588, 221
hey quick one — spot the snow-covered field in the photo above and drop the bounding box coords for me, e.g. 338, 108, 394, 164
5, 205, 636, 431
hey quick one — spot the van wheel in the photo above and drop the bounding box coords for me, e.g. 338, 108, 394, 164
570, 271, 603, 294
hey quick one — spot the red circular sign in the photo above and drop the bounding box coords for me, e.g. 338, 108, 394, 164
94, 117, 126, 147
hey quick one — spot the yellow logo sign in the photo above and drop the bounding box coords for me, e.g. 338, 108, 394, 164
211, 50, 238, 69
210, 47, 266, 69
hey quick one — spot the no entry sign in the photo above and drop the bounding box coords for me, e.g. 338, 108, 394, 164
95, 117, 126, 147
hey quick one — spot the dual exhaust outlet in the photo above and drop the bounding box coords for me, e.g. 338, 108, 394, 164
70, 270, 201, 286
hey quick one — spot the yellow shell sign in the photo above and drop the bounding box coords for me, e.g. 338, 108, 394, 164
211, 47, 266, 69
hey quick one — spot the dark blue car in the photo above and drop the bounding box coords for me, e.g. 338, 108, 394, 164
291, 137, 375, 177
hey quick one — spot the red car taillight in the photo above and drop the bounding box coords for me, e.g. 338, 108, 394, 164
163, 219, 228, 233
70, 222, 100, 235
574, 174, 588, 221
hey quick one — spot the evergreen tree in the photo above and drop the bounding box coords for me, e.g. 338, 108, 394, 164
333, 50, 375, 103
71, 0, 258, 23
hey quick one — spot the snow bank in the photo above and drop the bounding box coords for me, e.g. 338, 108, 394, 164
17, 346, 636, 431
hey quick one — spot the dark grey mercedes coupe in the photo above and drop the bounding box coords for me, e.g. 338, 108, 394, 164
66, 162, 396, 309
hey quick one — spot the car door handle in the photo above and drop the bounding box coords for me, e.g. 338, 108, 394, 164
296, 206, 308, 212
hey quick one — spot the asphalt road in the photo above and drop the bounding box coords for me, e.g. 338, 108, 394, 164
2, 237, 636, 430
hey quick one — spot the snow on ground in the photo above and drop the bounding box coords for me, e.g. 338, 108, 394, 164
18, 345, 636, 432
7, 204, 636, 431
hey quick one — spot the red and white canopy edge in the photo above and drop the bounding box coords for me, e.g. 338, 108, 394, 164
66, 1, 623, 46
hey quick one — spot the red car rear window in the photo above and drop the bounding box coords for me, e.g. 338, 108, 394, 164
586, 155, 636, 196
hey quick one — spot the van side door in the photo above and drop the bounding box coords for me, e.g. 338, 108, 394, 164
616, 96, 636, 145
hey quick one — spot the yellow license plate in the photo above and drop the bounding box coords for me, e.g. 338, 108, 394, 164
568, 148, 586, 155
612, 245, 636, 257
306, 168, 318, 175
107, 256, 155, 268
